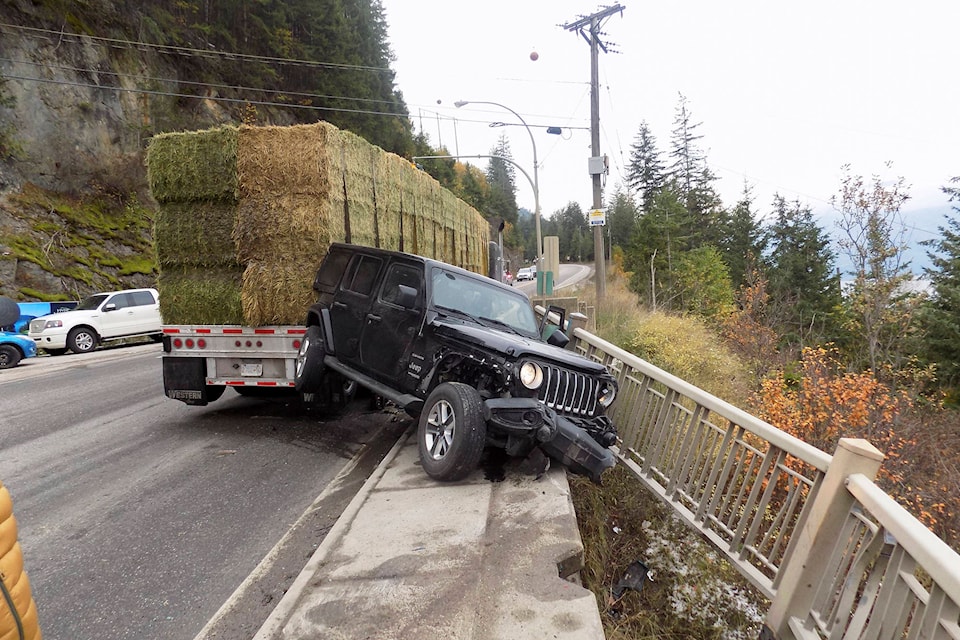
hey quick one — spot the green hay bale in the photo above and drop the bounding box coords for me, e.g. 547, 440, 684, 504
157, 267, 244, 324
237, 122, 336, 198
241, 260, 317, 326
146, 127, 239, 203
154, 201, 238, 268
233, 194, 342, 265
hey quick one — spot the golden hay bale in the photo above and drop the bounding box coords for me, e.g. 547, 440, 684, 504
233, 194, 343, 265
240, 260, 317, 326
146, 127, 239, 203
237, 122, 337, 198
154, 201, 238, 268
157, 267, 244, 324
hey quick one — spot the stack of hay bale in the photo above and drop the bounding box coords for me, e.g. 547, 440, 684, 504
147, 122, 490, 326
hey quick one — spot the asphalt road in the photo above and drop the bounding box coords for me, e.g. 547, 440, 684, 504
0, 344, 407, 640
512, 263, 593, 295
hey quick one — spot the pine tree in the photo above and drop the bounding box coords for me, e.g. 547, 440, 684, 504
667, 93, 722, 249
606, 186, 640, 253
484, 134, 518, 224
625, 121, 665, 213
920, 177, 960, 391
764, 194, 841, 349
717, 182, 766, 290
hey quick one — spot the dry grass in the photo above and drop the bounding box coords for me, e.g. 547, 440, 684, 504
571, 467, 768, 639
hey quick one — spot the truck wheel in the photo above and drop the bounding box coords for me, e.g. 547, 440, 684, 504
294, 326, 326, 393
418, 382, 487, 481
0, 345, 21, 369
67, 327, 98, 354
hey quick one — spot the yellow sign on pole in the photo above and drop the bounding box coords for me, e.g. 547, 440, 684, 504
588, 209, 606, 226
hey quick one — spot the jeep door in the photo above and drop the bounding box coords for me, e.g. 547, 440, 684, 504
358, 260, 424, 387
329, 253, 383, 362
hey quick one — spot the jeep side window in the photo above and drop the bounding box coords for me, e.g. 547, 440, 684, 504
380, 263, 422, 308
342, 255, 382, 296
315, 250, 350, 291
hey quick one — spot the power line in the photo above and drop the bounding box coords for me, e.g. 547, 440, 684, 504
0, 22, 391, 74
0, 56, 401, 107
2, 73, 409, 120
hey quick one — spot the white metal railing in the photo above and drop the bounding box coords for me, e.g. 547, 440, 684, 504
550, 312, 960, 640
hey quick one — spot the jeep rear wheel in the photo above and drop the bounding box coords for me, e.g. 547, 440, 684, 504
67, 327, 98, 353
418, 382, 486, 481
294, 326, 326, 393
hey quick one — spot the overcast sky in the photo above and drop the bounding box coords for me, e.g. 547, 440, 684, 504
379, 0, 958, 261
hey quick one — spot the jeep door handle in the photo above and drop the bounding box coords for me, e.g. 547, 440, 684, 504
366, 314, 382, 323
333, 301, 348, 310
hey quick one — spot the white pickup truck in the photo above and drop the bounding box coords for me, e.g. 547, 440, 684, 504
28, 288, 163, 354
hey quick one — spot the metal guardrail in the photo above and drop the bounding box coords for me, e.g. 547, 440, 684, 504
548, 310, 960, 640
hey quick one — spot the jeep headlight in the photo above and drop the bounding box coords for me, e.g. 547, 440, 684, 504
519, 361, 543, 389
598, 383, 617, 408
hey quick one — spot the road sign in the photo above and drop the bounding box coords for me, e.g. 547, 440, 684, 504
588, 209, 606, 226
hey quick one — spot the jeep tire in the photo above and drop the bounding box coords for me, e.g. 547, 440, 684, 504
67, 326, 98, 354
294, 325, 325, 393
418, 382, 487, 482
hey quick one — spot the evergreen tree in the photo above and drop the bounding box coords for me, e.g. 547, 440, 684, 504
553, 202, 589, 261
625, 186, 688, 311
485, 134, 518, 224
625, 121, 665, 213
920, 177, 960, 392
606, 186, 640, 252
717, 182, 766, 290
764, 194, 841, 349
667, 93, 723, 249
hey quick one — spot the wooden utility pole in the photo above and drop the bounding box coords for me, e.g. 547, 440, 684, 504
563, 5, 624, 303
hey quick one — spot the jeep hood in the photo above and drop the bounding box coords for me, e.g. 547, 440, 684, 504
431, 319, 609, 375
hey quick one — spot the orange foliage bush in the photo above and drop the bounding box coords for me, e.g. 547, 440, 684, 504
752, 345, 951, 536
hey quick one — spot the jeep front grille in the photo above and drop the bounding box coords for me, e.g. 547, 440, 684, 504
537, 365, 599, 417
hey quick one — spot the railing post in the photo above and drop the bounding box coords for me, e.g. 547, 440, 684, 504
762, 438, 884, 640
566, 312, 588, 351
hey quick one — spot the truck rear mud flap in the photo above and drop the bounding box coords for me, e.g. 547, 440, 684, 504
162, 356, 224, 406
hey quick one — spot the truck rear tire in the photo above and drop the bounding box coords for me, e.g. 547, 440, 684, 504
418, 382, 487, 482
295, 325, 326, 393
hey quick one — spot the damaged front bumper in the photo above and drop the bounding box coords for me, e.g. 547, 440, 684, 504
483, 397, 616, 483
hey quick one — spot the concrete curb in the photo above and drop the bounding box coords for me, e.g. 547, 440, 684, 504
253, 427, 605, 640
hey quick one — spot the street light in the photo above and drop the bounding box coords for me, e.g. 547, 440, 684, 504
454, 100, 543, 285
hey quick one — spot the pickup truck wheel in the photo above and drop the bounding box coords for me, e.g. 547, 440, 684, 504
418, 382, 486, 481
67, 327, 98, 353
0, 345, 21, 369
294, 326, 326, 393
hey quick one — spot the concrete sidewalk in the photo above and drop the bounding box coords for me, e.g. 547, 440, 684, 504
253, 426, 605, 640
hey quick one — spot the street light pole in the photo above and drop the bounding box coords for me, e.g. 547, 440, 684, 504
454, 100, 543, 283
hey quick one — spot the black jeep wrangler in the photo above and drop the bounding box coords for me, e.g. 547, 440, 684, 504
296, 243, 619, 483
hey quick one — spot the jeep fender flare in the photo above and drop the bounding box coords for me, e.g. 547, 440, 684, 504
304, 305, 336, 357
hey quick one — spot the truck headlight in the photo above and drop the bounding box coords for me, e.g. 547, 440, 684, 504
598, 384, 616, 408
44, 319, 63, 329
519, 361, 543, 389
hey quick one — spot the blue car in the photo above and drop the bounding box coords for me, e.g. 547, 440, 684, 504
0, 330, 37, 369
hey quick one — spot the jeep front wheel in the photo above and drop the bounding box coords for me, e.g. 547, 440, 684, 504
418, 382, 486, 481
294, 326, 325, 393
67, 327, 98, 353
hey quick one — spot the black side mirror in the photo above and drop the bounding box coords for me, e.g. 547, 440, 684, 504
546, 330, 570, 348
396, 284, 419, 309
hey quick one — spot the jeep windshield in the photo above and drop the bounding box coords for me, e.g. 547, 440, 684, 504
431, 268, 539, 338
